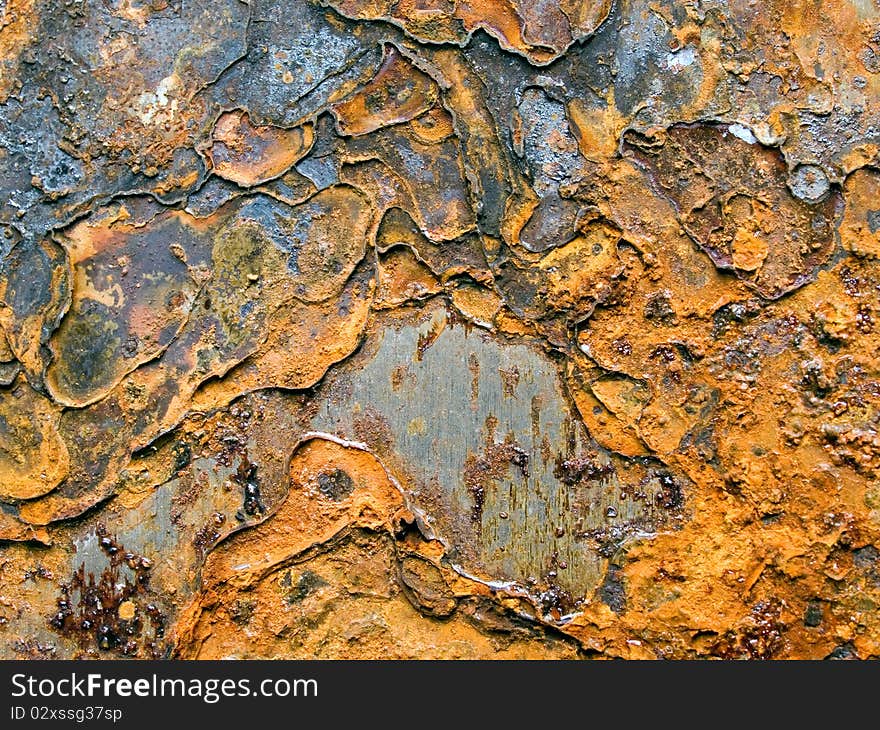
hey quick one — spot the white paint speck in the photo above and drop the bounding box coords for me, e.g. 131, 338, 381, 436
729, 123, 758, 144
664, 47, 697, 71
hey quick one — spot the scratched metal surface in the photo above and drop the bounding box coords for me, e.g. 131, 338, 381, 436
1, 0, 879, 659
310, 303, 676, 601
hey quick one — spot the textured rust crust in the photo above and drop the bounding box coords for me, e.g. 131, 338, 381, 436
1, 0, 880, 660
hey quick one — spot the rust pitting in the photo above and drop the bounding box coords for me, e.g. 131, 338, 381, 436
233, 455, 263, 519
464, 416, 530, 523
48, 525, 165, 658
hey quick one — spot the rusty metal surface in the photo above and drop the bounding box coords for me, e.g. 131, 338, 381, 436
1, 0, 879, 659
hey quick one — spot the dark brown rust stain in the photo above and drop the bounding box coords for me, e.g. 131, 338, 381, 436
233, 455, 263, 519
193, 513, 226, 557
352, 406, 396, 454
415, 318, 444, 362
553, 454, 615, 487
464, 415, 530, 523
49, 525, 165, 658
468, 352, 480, 403
709, 599, 786, 660
499, 365, 520, 398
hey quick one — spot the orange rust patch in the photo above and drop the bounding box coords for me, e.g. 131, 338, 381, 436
332, 44, 439, 136
207, 110, 314, 187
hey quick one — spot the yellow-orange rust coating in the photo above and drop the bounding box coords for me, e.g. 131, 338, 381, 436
0, 0, 879, 660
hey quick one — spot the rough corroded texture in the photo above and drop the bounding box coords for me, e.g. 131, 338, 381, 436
1, 0, 879, 660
